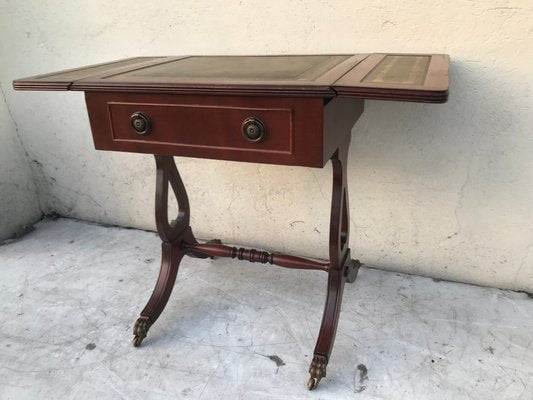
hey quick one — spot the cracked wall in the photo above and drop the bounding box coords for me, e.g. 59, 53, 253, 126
0, 84, 42, 240
1, 1, 532, 291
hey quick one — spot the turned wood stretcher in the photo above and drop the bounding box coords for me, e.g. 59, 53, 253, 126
14, 53, 449, 390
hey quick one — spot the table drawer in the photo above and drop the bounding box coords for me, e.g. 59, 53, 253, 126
86, 92, 326, 167
109, 101, 292, 154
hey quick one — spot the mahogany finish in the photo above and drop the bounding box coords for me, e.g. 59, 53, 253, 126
309, 143, 352, 389
185, 241, 330, 272
13, 54, 450, 390
85, 92, 333, 167
132, 155, 206, 347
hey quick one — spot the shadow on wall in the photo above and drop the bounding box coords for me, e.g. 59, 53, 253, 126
351, 58, 519, 183
348, 57, 533, 286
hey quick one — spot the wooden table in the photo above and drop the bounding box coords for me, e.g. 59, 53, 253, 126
14, 54, 450, 390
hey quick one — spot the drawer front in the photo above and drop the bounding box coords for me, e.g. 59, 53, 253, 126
108, 102, 292, 154
85, 93, 325, 167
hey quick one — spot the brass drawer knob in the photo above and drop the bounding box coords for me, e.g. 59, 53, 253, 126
130, 112, 151, 135
242, 117, 266, 142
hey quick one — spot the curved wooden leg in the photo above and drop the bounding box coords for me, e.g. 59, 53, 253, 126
133, 240, 184, 346
308, 144, 360, 390
308, 264, 347, 389
133, 155, 198, 346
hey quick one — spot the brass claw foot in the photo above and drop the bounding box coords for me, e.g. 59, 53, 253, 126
346, 259, 361, 283
132, 316, 152, 347
307, 355, 327, 390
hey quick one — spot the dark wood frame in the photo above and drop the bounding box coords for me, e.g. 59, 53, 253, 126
13, 53, 450, 391
133, 150, 360, 390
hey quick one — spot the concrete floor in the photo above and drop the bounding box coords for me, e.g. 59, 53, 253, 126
0, 219, 532, 400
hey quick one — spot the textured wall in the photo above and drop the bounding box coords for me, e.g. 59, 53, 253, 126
1, 1, 532, 291
0, 85, 41, 240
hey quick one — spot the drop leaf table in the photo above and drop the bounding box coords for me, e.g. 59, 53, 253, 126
14, 54, 449, 390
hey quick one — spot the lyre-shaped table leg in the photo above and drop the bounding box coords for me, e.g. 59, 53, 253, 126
132, 153, 361, 389
132, 155, 199, 347
307, 144, 361, 390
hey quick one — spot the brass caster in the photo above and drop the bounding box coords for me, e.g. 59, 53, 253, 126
346, 259, 361, 284
307, 355, 327, 390
307, 377, 317, 390
132, 335, 143, 347
132, 316, 151, 347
